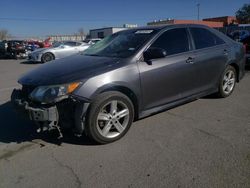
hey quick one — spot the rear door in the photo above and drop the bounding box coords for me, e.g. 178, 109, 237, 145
138, 27, 198, 110
188, 27, 229, 92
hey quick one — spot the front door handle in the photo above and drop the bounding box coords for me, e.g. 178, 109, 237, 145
186, 57, 194, 64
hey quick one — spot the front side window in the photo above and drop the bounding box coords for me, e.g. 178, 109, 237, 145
190, 28, 225, 49
150, 28, 190, 56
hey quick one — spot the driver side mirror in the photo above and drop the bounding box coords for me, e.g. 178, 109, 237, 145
143, 47, 167, 64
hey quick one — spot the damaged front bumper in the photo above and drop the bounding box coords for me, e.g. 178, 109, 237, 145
11, 88, 90, 138
11, 89, 62, 137
13, 97, 59, 123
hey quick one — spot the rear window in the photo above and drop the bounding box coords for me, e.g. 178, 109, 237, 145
190, 28, 225, 49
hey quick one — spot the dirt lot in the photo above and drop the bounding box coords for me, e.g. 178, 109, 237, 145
0, 60, 249, 188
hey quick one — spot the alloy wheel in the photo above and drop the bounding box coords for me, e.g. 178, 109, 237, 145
222, 69, 236, 95
96, 100, 130, 138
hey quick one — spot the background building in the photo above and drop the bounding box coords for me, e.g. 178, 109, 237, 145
89, 27, 127, 39
48, 34, 85, 42
89, 24, 138, 39
203, 16, 237, 26
147, 19, 223, 28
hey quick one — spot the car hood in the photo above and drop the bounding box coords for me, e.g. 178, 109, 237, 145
19, 54, 121, 86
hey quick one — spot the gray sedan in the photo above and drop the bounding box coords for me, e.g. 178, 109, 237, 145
28, 41, 90, 63
13, 24, 245, 144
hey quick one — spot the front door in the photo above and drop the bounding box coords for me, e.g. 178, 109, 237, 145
138, 28, 197, 110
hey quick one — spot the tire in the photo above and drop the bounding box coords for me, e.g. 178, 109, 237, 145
217, 65, 236, 98
41, 53, 54, 63
85, 91, 134, 144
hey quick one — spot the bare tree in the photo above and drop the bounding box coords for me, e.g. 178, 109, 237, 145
78, 28, 85, 41
0, 29, 11, 40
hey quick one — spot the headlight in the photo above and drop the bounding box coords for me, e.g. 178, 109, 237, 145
29, 82, 81, 103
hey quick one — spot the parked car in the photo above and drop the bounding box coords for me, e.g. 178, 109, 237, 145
0, 40, 28, 59
229, 30, 250, 41
26, 41, 41, 51
84, 38, 102, 45
28, 41, 90, 63
12, 24, 245, 144
240, 35, 250, 66
43, 37, 52, 48
0, 41, 8, 57
26, 37, 52, 51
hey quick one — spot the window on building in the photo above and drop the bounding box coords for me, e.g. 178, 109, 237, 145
190, 28, 225, 49
150, 28, 190, 56
98, 32, 104, 38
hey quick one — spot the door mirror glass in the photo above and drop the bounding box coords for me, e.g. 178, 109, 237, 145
143, 47, 167, 61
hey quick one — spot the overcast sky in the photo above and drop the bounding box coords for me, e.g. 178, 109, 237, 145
0, 0, 249, 37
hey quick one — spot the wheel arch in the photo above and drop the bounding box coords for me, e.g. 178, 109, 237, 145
228, 62, 239, 82
92, 85, 139, 121
41, 52, 55, 62
47, 52, 55, 58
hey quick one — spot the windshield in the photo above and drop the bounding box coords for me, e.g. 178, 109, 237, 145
83, 29, 158, 58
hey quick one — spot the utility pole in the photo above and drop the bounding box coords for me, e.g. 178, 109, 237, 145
197, 3, 200, 21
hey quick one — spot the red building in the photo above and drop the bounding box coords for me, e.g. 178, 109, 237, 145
147, 19, 223, 28
203, 16, 237, 26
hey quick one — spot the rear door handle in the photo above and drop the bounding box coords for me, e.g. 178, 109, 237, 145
186, 57, 194, 64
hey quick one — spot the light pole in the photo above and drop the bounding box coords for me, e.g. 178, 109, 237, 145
197, 3, 200, 21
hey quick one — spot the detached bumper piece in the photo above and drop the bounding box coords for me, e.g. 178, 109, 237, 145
11, 89, 63, 138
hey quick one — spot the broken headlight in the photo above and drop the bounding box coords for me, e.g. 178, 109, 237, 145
29, 82, 80, 103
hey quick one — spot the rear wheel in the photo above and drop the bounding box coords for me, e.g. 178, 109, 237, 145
41, 53, 54, 63
217, 65, 236, 98
85, 91, 134, 144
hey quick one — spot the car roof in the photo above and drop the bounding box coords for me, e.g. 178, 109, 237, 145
123, 24, 211, 32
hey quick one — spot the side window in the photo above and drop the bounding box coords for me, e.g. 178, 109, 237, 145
150, 28, 190, 56
190, 28, 225, 49
75, 42, 82, 46
64, 41, 76, 47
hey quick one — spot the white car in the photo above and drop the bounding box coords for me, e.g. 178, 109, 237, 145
84, 38, 102, 45
28, 41, 90, 63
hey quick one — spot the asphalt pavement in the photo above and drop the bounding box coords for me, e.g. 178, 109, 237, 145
0, 60, 249, 188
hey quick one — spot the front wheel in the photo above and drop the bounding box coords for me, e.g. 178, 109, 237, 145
217, 65, 236, 98
85, 91, 134, 144
41, 53, 54, 63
